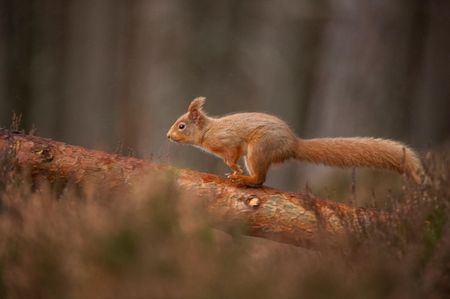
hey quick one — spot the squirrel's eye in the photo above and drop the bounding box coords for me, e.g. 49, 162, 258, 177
178, 123, 186, 130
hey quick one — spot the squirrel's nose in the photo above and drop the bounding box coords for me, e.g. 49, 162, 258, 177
167, 133, 171, 140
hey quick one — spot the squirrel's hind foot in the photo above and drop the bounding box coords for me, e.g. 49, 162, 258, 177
227, 174, 264, 188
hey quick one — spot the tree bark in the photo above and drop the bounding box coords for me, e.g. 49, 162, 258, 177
0, 129, 385, 249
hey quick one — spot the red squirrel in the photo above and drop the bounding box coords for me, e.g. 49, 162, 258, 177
167, 97, 423, 186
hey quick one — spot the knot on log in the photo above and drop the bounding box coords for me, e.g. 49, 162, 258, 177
246, 196, 261, 208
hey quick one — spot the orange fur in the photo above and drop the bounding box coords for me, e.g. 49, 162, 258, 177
297, 138, 423, 183
167, 97, 424, 186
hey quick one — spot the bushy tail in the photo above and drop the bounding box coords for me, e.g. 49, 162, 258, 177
296, 137, 423, 183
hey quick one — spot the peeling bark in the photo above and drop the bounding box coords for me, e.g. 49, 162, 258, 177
0, 129, 386, 249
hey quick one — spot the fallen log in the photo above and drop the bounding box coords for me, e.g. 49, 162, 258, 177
0, 129, 385, 249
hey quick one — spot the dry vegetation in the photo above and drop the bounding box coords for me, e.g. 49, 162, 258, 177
0, 147, 448, 299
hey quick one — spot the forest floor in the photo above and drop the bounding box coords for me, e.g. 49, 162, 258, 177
0, 149, 448, 299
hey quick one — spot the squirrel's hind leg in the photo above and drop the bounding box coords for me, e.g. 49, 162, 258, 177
228, 144, 270, 186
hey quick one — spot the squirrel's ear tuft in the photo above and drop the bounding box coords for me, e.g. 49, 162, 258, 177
188, 97, 206, 123
188, 97, 206, 113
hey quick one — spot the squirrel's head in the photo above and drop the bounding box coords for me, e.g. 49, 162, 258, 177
167, 97, 208, 144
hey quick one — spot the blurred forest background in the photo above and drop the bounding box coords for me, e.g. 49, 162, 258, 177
1, 0, 449, 194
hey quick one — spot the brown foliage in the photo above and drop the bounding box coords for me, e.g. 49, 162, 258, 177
0, 132, 448, 298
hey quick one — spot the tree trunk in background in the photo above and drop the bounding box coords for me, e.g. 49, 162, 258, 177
301, 1, 449, 186
0, 5, 6, 124
307, 1, 421, 139
30, 0, 69, 140
413, 0, 450, 147
0, 0, 36, 128
59, 0, 118, 149
123, 0, 191, 157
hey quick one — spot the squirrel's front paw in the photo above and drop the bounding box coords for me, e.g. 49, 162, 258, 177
226, 171, 242, 178
226, 174, 242, 183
